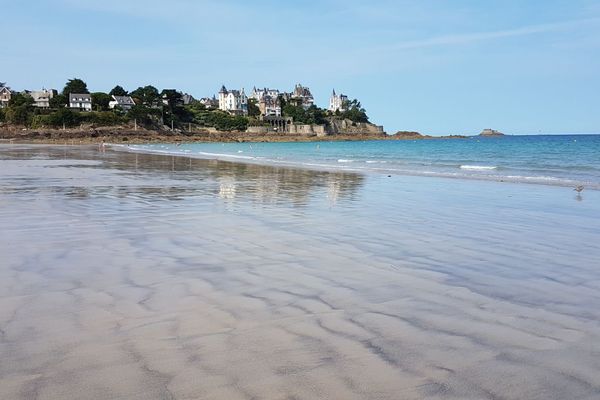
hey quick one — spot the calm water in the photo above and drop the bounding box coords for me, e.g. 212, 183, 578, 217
125, 134, 600, 189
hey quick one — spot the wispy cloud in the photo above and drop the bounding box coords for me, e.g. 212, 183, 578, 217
386, 17, 600, 50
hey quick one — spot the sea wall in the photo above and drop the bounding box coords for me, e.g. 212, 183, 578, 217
247, 124, 327, 136
288, 124, 327, 136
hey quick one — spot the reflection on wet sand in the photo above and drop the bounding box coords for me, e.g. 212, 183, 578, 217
0, 145, 364, 207
1, 145, 600, 400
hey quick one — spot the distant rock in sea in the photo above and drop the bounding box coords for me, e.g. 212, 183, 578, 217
479, 129, 505, 137
393, 131, 424, 139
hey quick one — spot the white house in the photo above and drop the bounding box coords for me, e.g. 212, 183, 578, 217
109, 95, 135, 111
0, 85, 11, 108
329, 89, 348, 112
218, 85, 247, 115
30, 89, 56, 108
69, 93, 92, 111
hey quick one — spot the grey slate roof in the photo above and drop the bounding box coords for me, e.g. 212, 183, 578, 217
69, 93, 91, 102
112, 95, 135, 105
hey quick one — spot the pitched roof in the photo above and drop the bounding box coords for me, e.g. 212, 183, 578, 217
112, 95, 135, 105
69, 93, 91, 101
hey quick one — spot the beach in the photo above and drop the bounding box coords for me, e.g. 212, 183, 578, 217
1, 144, 600, 399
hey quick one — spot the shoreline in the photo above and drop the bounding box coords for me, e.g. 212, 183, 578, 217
110, 143, 599, 191
2, 141, 596, 190
0, 127, 467, 144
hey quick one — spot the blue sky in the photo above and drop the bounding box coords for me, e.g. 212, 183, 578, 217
2, 0, 600, 135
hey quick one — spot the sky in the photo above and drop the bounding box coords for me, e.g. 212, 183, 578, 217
2, 0, 600, 135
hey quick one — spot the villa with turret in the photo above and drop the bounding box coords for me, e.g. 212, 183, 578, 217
218, 85, 248, 115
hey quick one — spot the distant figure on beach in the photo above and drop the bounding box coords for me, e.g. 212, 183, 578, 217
574, 185, 584, 193
99, 141, 106, 152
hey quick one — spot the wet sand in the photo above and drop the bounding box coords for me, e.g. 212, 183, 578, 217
1, 144, 600, 400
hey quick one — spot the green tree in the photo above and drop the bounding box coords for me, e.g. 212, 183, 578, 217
127, 104, 161, 126
62, 78, 89, 96
340, 99, 369, 123
160, 89, 183, 108
43, 108, 81, 128
204, 111, 248, 131
247, 98, 260, 117
5, 107, 31, 125
109, 85, 128, 96
160, 89, 194, 127
5, 93, 34, 125
282, 104, 327, 125
8, 92, 34, 107
131, 85, 160, 106
49, 93, 67, 108
91, 92, 112, 111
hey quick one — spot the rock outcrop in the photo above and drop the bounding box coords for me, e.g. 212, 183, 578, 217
326, 118, 386, 136
479, 129, 505, 137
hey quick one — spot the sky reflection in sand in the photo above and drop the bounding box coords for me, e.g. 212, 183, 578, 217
1, 145, 599, 400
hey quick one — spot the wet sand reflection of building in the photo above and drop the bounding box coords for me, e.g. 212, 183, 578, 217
0, 146, 365, 207
108, 149, 365, 207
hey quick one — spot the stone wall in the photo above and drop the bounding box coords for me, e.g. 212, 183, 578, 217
246, 126, 270, 134
247, 123, 326, 136
288, 124, 327, 136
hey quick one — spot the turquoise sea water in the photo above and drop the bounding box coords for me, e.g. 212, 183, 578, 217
125, 134, 600, 189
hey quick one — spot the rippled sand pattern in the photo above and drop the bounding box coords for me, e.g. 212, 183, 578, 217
1, 145, 600, 400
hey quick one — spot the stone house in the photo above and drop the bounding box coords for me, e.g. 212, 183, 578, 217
30, 89, 56, 108
286, 84, 314, 109
249, 87, 282, 117
0, 86, 11, 108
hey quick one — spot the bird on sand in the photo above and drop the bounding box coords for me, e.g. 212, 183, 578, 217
574, 185, 584, 193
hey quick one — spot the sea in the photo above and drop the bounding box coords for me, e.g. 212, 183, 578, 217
123, 134, 600, 189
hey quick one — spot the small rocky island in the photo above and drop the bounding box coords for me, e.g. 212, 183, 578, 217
479, 129, 505, 137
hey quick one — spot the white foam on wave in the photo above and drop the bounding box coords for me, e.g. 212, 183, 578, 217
196, 151, 256, 160
460, 165, 497, 170
337, 159, 354, 163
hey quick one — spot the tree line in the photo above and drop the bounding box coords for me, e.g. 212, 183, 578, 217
0, 78, 250, 131
0, 78, 370, 130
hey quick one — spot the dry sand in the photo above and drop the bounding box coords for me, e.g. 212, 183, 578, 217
1, 145, 599, 399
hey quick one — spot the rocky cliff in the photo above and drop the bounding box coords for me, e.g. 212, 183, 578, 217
326, 118, 386, 136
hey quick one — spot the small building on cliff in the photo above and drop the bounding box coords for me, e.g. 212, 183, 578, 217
329, 89, 348, 112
